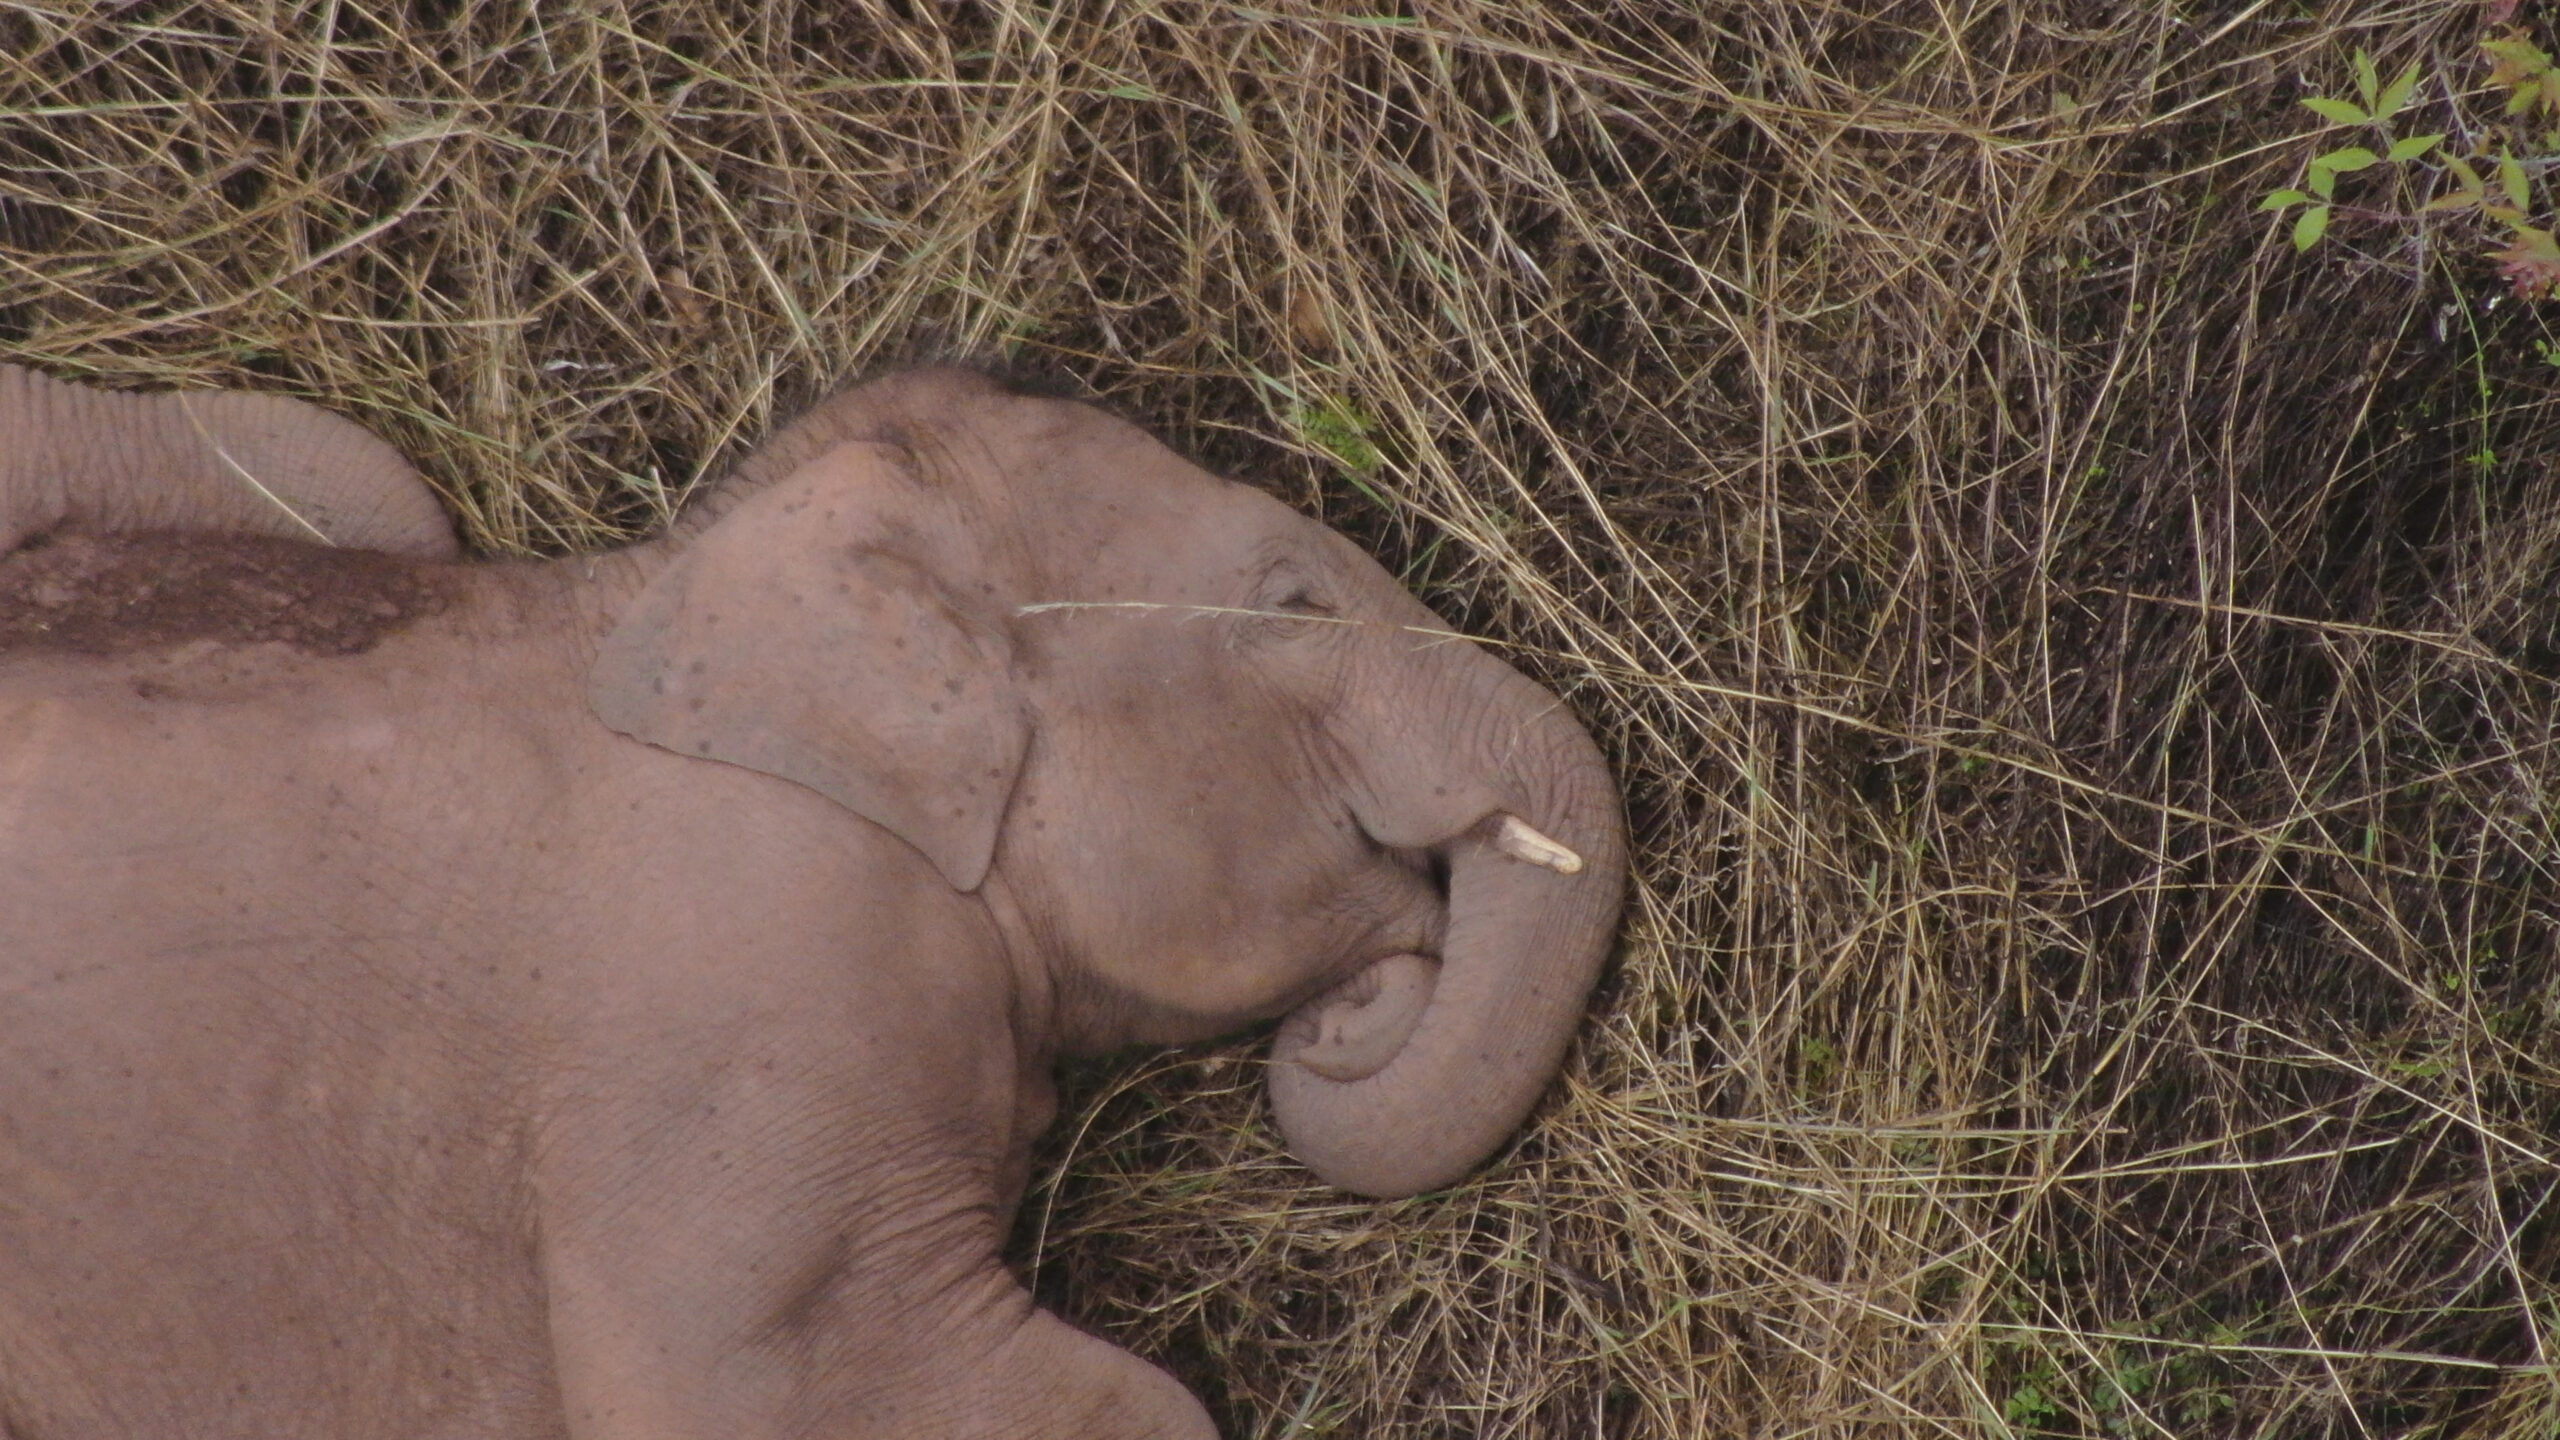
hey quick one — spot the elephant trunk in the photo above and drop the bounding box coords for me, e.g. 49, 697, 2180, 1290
0, 364, 456, 558
1268, 678, 1625, 1198
0, 365, 73, 550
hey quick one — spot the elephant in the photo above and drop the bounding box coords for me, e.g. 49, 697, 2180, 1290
0, 363, 1625, 1439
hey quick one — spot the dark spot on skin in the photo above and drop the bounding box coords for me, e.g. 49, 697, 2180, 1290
688, 658, 707, 675
945, 678, 964, 696
651, 676, 666, 695
928, 701, 942, 714
688, 697, 706, 713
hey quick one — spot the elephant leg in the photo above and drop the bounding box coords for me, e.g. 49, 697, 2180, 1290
540, 1163, 1212, 1440
957, 1306, 1216, 1440
527, 872, 1211, 1440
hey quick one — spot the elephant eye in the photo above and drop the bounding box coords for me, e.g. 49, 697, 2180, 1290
1246, 555, 1339, 639
1272, 585, 1332, 617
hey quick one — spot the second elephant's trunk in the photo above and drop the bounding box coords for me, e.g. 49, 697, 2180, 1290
0, 364, 456, 557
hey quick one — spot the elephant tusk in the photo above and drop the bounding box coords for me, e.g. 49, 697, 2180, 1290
1492, 813, 1583, 875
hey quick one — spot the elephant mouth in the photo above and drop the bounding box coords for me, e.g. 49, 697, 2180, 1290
1277, 811, 1579, 1084
1273, 951, 1439, 1082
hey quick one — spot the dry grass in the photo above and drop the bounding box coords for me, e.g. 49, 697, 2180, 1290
6, 1, 2558, 1436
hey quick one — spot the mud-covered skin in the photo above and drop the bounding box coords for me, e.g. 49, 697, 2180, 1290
0, 530, 451, 656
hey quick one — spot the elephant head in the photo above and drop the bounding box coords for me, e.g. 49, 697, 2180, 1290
589, 368, 1624, 1198
0, 363, 456, 558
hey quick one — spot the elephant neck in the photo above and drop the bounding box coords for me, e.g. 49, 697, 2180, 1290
490, 536, 672, 671
969, 867, 1076, 1066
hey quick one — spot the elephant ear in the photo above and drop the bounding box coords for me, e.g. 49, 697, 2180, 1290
588, 441, 1029, 892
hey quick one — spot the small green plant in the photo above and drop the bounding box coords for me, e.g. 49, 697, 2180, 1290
2002, 1358, 2064, 1433
2258, 49, 2441, 251
2444, 33, 2560, 296
1292, 396, 1383, 478
2261, 32, 2560, 299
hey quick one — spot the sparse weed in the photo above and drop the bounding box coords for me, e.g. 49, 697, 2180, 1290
2263, 26, 2560, 298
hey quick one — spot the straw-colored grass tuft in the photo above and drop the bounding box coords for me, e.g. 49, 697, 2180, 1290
5, 2, 2555, 1435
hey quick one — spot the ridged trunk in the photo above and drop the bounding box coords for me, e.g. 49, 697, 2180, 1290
0, 364, 456, 557
1268, 648, 1626, 1198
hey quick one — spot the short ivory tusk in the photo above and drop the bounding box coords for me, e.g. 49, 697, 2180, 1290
1492, 813, 1583, 875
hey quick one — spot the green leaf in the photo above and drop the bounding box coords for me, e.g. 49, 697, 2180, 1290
2301, 96, 2370, 125
2448, 154, 2486, 188
2377, 58, 2423, 116
2308, 165, 2336, 200
1100, 83, 1156, 100
2293, 204, 2331, 251
2353, 49, 2379, 111
2387, 133, 2443, 162
2483, 37, 2549, 71
2318, 145, 2382, 172
2500, 150, 2532, 211
2258, 189, 2310, 210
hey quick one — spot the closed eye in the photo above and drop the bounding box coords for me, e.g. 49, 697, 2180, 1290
1272, 586, 1334, 617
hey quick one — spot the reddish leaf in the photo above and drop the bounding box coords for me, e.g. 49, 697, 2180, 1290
2491, 225, 2560, 300
2486, 33, 2560, 115
2484, 35, 2552, 90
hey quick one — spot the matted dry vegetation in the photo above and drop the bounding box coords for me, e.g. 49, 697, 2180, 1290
5, 1, 2557, 1435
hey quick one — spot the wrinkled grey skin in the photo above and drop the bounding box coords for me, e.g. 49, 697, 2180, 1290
0, 363, 458, 558
0, 366, 1625, 1439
